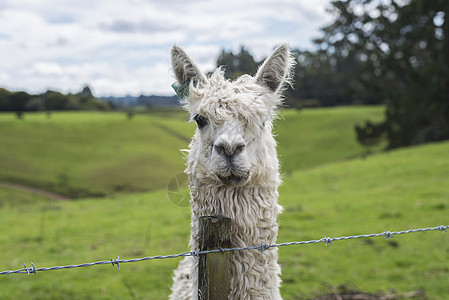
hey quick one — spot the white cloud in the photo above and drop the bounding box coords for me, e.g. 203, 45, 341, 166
0, 0, 332, 96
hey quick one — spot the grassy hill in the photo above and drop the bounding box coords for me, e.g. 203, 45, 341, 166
0, 138, 447, 299
0, 106, 384, 197
0, 110, 193, 197
276, 106, 385, 173
278, 140, 449, 298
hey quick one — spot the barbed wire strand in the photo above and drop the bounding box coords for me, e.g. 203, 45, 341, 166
0, 224, 447, 276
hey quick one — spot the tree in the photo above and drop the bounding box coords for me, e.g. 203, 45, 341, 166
318, 0, 449, 148
0, 88, 12, 111
0, 86, 110, 112
287, 48, 373, 108
216, 46, 258, 79
10, 91, 31, 117
78, 85, 94, 104
44, 90, 69, 110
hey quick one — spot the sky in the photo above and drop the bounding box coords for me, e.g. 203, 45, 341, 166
0, 0, 333, 97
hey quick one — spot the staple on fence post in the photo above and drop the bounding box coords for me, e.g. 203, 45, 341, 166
198, 216, 232, 300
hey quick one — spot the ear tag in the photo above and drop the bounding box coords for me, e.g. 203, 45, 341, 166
172, 81, 190, 99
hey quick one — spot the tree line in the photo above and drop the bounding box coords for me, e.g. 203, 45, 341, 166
0, 86, 110, 115
217, 0, 449, 149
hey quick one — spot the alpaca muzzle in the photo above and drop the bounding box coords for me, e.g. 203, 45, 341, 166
213, 138, 251, 186
217, 171, 250, 186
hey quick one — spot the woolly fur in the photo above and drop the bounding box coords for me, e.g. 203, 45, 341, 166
169, 44, 294, 300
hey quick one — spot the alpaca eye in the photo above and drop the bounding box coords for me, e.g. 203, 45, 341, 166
194, 114, 207, 129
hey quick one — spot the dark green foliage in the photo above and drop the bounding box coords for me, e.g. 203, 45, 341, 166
10, 91, 31, 112
355, 120, 386, 147
0, 88, 12, 111
319, 0, 449, 148
216, 46, 258, 79
44, 90, 71, 110
0, 85, 110, 112
286, 49, 373, 108
215, 45, 374, 109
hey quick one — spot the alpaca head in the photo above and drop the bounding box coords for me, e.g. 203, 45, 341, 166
172, 45, 293, 187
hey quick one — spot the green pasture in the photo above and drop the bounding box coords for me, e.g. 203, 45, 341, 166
0, 141, 447, 299
278, 140, 449, 298
0, 107, 447, 299
0, 107, 384, 197
0, 110, 192, 197
276, 106, 385, 173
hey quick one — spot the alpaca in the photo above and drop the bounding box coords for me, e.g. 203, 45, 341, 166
169, 44, 294, 300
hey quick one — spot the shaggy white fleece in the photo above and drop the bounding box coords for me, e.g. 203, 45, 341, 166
169, 44, 294, 300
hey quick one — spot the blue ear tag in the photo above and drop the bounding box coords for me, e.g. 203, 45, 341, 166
172, 81, 190, 99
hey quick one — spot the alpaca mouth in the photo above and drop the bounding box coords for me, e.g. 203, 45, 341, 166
217, 173, 249, 186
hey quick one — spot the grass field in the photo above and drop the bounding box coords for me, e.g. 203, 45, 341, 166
0, 106, 384, 197
278, 141, 449, 298
0, 110, 193, 197
0, 107, 447, 299
276, 106, 385, 173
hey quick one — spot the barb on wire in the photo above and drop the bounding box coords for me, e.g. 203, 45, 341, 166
0, 224, 447, 276
260, 242, 271, 254
111, 256, 120, 270
24, 263, 36, 275
323, 236, 334, 246
383, 230, 394, 240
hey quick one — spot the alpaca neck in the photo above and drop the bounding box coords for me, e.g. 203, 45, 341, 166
188, 181, 283, 299
189, 181, 282, 250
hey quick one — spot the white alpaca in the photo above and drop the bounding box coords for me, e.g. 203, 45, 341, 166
169, 44, 294, 300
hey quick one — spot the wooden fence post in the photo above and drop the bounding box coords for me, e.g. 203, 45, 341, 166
198, 216, 232, 300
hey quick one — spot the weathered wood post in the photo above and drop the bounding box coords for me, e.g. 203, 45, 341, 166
198, 216, 232, 300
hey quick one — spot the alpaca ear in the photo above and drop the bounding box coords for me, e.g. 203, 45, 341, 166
255, 44, 293, 93
171, 46, 207, 87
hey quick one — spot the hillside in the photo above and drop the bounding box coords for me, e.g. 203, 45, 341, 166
278, 140, 449, 298
0, 140, 447, 299
0, 106, 384, 197
0, 110, 193, 197
276, 106, 385, 173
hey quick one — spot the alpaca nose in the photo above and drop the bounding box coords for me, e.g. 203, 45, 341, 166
214, 140, 246, 158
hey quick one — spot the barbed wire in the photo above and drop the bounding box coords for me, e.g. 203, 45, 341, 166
0, 224, 447, 276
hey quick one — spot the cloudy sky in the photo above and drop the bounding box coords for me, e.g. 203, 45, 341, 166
0, 0, 332, 97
